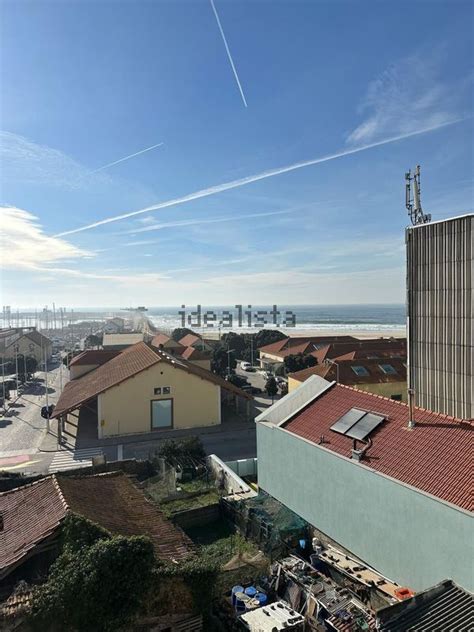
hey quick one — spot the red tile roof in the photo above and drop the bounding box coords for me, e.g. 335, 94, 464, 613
69, 349, 121, 367
279, 384, 473, 511
178, 333, 203, 347
258, 336, 359, 355
58, 472, 193, 561
0, 477, 67, 580
289, 358, 407, 386
181, 346, 210, 361
54, 341, 252, 417
54, 342, 160, 416
312, 339, 406, 364
0, 472, 194, 579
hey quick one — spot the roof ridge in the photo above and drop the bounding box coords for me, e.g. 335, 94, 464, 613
52, 474, 69, 511
336, 383, 468, 423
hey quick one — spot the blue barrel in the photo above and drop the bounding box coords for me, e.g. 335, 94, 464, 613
244, 586, 257, 598
254, 592, 267, 607
232, 585, 244, 605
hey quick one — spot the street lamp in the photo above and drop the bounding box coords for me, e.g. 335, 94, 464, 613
325, 358, 339, 383
226, 348, 235, 377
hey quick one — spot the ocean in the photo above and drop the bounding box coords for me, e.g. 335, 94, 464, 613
2, 304, 406, 334
145, 304, 406, 333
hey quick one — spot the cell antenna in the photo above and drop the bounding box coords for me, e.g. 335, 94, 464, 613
405, 165, 431, 226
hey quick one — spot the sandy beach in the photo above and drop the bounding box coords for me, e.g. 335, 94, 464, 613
203, 327, 406, 340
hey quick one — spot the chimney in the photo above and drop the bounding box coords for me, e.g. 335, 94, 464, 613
408, 387, 415, 429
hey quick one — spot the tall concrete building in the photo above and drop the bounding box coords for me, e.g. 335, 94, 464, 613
406, 214, 473, 419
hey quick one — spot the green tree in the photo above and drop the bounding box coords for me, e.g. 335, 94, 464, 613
265, 376, 278, 402
30, 516, 155, 632
284, 353, 317, 373
157, 436, 206, 465
211, 344, 236, 377
17, 355, 38, 382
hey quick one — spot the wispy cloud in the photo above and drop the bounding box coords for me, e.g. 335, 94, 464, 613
88, 142, 164, 174
0, 131, 100, 189
347, 54, 471, 145
210, 0, 248, 107
123, 208, 295, 234
55, 117, 465, 237
0, 206, 93, 271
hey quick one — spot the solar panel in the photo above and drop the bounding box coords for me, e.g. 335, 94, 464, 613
330, 408, 366, 434
346, 412, 385, 440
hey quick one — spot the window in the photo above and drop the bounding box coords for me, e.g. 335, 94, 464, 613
351, 365, 369, 377
391, 394, 402, 401
154, 387, 162, 395
379, 364, 397, 375
163, 386, 171, 394
151, 399, 173, 429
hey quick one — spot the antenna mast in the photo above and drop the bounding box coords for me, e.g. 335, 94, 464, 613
405, 165, 431, 226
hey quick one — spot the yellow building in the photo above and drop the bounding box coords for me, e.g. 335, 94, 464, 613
288, 358, 407, 402
54, 342, 251, 439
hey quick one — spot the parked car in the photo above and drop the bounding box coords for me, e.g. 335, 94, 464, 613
244, 366, 257, 372
241, 385, 263, 395
240, 361, 251, 370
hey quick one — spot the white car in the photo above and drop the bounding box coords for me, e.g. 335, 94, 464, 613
240, 361, 251, 370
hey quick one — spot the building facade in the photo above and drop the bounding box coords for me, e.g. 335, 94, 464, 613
256, 377, 473, 592
406, 214, 473, 419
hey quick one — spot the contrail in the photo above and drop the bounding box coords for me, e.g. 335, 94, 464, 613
123, 207, 303, 235
55, 118, 464, 237
210, 0, 248, 107
89, 142, 164, 174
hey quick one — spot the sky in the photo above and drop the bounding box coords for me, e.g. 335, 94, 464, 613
1, 0, 473, 309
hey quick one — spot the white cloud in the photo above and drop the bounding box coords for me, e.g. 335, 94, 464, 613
0, 206, 93, 271
347, 54, 470, 144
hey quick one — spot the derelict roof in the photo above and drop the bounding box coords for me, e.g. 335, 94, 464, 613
0, 472, 193, 579
267, 382, 473, 511
54, 341, 251, 416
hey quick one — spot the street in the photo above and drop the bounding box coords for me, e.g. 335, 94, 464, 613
0, 364, 67, 473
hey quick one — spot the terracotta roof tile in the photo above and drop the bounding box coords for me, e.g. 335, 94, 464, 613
181, 346, 210, 361
279, 384, 473, 511
54, 342, 252, 417
289, 358, 407, 386
57, 472, 194, 562
178, 334, 202, 347
0, 477, 67, 580
0, 472, 194, 579
54, 342, 160, 416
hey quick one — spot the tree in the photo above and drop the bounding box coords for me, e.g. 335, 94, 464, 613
254, 329, 287, 349
157, 436, 206, 465
284, 353, 317, 374
265, 376, 278, 403
30, 515, 155, 632
211, 344, 236, 377
17, 355, 38, 382
171, 327, 195, 342
85, 333, 101, 349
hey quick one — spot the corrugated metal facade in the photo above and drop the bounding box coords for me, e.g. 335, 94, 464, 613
406, 214, 473, 419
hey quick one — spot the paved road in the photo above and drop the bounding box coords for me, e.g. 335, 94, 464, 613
0, 365, 67, 473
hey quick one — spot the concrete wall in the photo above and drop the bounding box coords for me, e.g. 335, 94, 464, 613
257, 422, 473, 591
69, 364, 99, 380
98, 362, 220, 437
406, 215, 473, 419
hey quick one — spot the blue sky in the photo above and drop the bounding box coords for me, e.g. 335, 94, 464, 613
1, 0, 472, 308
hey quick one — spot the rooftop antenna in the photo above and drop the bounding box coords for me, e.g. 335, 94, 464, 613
405, 165, 431, 226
